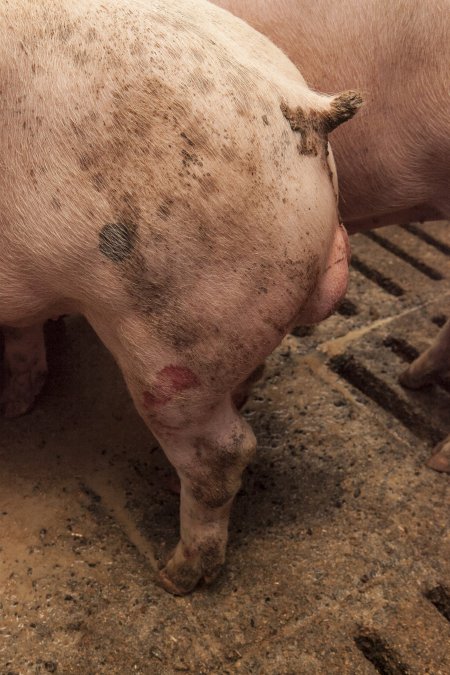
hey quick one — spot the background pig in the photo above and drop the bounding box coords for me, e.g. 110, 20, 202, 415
213, 0, 450, 471
213, 0, 450, 230
0, 0, 360, 593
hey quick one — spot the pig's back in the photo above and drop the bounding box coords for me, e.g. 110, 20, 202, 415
0, 0, 336, 327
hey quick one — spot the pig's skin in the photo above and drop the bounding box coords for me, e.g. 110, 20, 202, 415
0, 0, 359, 593
213, 0, 450, 230
213, 0, 450, 469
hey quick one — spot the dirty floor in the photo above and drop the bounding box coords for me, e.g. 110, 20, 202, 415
1, 222, 449, 674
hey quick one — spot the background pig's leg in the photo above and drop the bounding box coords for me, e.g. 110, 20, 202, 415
399, 318, 450, 389
426, 437, 450, 474
399, 318, 450, 473
1, 324, 47, 417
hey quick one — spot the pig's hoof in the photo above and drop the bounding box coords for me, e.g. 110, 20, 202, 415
1, 369, 47, 417
203, 566, 222, 586
398, 366, 434, 390
157, 566, 199, 596
426, 437, 450, 474
157, 545, 223, 594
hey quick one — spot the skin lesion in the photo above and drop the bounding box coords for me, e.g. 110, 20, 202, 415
142, 365, 201, 409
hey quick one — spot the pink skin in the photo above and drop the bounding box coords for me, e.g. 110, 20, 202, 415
296, 223, 351, 326
154, 223, 351, 501
212, 0, 450, 229
0, 0, 359, 593
212, 0, 450, 470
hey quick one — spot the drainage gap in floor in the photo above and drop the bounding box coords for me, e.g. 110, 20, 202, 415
364, 231, 444, 280
291, 325, 315, 338
354, 631, 410, 675
337, 297, 359, 316
425, 585, 450, 622
383, 336, 450, 395
401, 223, 450, 257
431, 314, 448, 328
328, 353, 444, 445
351, 256, 404, 297
383, 337, 419, 363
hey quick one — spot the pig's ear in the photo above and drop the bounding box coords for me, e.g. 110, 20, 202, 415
321, 90, 363, 133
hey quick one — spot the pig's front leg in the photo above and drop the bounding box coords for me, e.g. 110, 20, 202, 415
1, 324, 47, 417
399, 318, 450, 389
128, 377, 256, 594
399, 318, 450, 473
426, 436, 450, 474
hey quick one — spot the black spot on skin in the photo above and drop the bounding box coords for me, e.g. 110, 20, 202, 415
180, 131, 195, 147
98, 222, 136, 262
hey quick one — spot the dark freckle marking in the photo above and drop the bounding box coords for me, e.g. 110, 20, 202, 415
180, 131, 195, 147
79, 153, 93, 170
157, 204, 170, 219
157, 198, 173, 220
262, 114, 269, 125
98, 222, 136, 262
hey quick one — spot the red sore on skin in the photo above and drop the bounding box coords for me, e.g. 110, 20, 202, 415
160, 365, 200, 391
142, 366, 200, 409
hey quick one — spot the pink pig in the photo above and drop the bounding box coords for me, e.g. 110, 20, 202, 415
214, 0, 450, 472
213, 0, 449, 229
0, 0, 361, 592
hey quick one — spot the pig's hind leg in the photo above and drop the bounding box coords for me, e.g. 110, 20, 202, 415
156, 399, 256, 594
399, 317, 450, 473
1, 324, 47, 417
126, 372, 257, 594
162, 363, 266, 498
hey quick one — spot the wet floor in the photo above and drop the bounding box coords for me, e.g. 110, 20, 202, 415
1, 222, 449, 674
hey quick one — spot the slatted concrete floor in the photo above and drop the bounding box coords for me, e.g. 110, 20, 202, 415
0, 222, 449, 674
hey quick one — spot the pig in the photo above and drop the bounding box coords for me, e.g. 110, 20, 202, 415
0, 0, 361, 593
212, 0, 450, 230
213, 0, 450, 472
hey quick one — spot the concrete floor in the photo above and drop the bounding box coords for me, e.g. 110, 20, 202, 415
1, 222, 449, 674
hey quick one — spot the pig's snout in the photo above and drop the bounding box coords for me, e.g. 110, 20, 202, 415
296, 223, 350, 325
